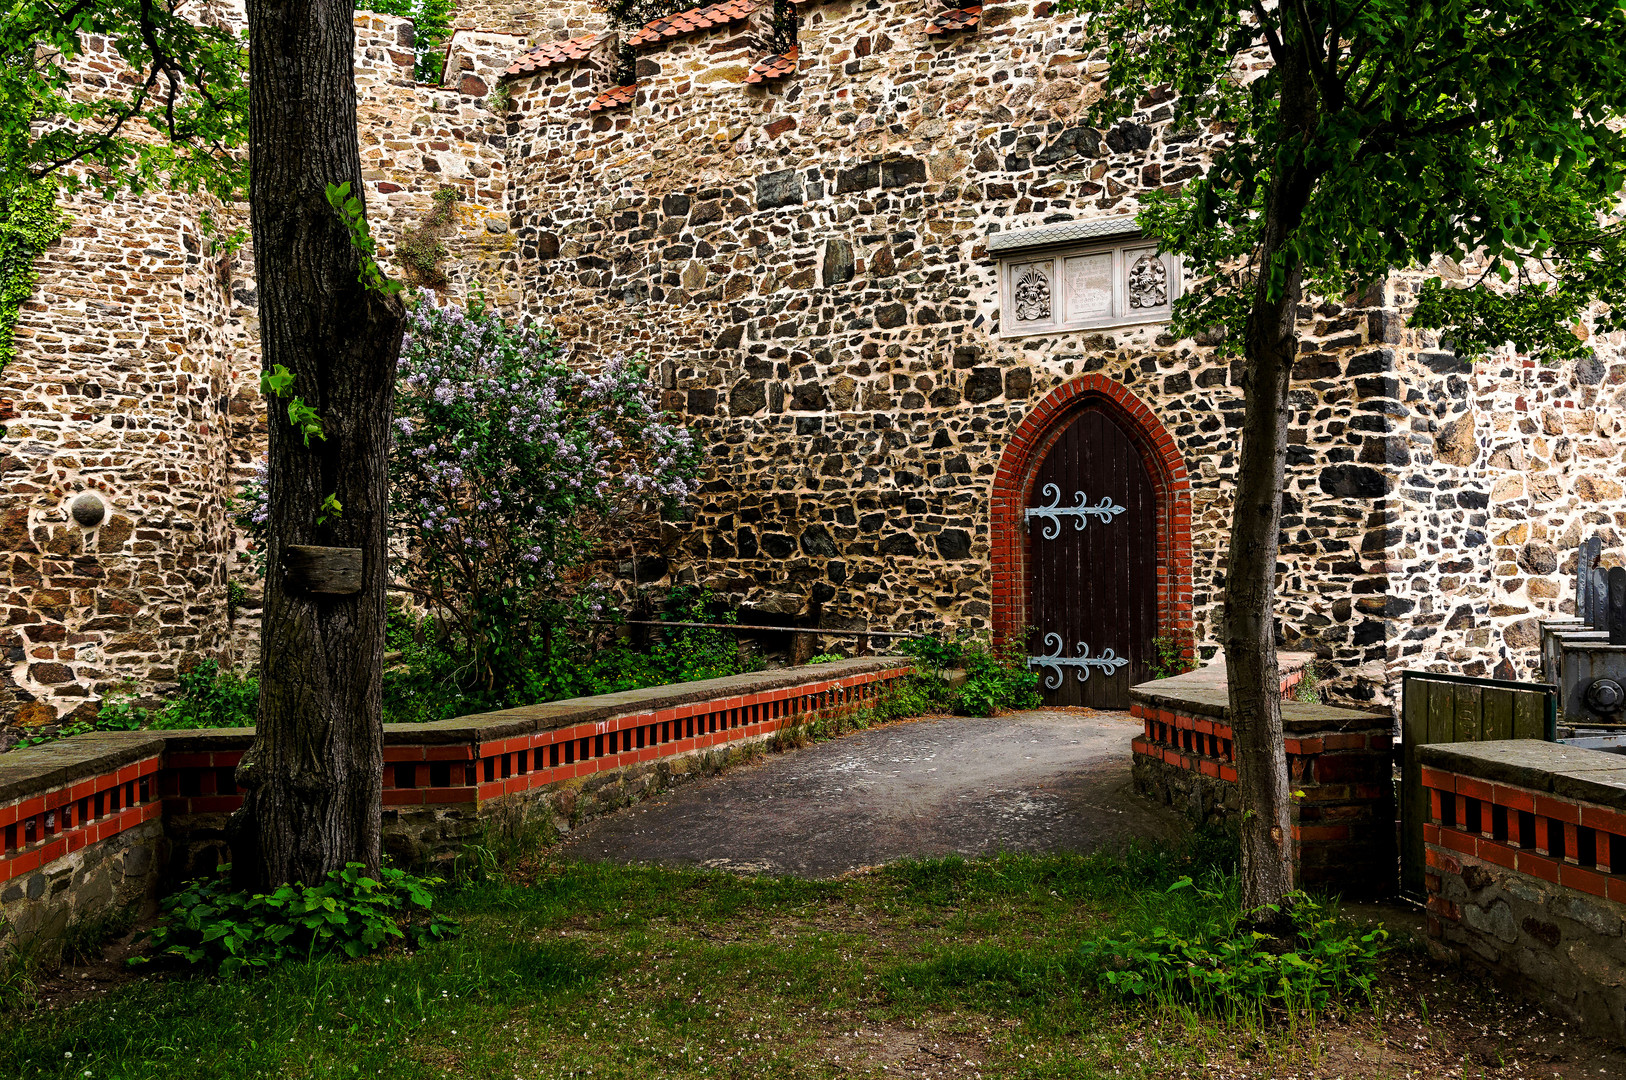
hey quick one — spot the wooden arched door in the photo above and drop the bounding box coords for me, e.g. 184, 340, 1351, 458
1025, 407, 1158, 709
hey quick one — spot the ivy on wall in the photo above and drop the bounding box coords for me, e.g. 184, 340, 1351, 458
0, 177, 65, 378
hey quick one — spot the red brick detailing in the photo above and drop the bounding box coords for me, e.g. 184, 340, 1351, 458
2, 667, 910, 884
991, 375, 1193, 656
1420, 768, 1626, 902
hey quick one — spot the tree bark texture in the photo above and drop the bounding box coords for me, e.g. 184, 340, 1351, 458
230, 0, 405, 891
1223, 18, 1321, 921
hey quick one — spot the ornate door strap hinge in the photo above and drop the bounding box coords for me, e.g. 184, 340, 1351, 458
1027, 633, 1129, 689
1024, 483, 1125, 539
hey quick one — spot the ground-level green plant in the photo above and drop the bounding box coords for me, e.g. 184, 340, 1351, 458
1082, 875, 1386, 1022
135, 862, 457, 978
0, 841, 1472, 1080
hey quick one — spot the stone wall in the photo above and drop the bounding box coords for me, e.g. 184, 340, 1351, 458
4, 0, 1625, 733
1421, 739, 1626, 1039
485, 0, 1626, 709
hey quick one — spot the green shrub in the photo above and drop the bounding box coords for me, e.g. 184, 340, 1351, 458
1082, 875, 1386, 1020
136, 863, 457, 978
147, 660, 259, 729
1149, 635, 1196, 680
952, 637, 1041, 717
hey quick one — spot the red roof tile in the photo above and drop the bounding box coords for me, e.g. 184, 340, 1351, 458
926, 6, 982, 34
743, 46, 798, 84
628, 0, 760, 47
503, 32, 610, 78
589, 84, 639, 112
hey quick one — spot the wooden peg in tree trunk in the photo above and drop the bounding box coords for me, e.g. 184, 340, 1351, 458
282, 545, 364, 596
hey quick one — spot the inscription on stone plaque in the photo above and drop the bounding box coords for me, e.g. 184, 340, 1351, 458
1064, 253, 1113, 322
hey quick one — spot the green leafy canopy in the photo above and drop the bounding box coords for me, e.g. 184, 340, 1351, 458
1, 1, 246, 199
1059, 0, 1626, 361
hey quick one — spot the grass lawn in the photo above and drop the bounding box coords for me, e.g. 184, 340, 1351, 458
1, 847, 1619, 1080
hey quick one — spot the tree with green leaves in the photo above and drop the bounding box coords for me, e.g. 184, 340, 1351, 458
4, 1, 404, 890
1061, 0, 1626, 918
0, 1, 245, 376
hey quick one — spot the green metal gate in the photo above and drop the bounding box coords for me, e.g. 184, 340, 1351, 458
1399, 670, 1558, 900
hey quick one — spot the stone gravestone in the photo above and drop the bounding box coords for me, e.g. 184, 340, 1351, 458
1611, 566, 1626, 647
1580, 535, 1603, 623
1593, 567, 1612, 632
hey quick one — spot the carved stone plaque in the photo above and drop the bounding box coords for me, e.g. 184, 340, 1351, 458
1012, 261, 1052, 322
1064, 253, 1113, 322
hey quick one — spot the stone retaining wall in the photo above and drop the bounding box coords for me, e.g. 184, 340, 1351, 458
0, 658, 907, 961
1420, 739, 1626, 1040
6, 0, 1626, 737
1130, 658, 1397, 896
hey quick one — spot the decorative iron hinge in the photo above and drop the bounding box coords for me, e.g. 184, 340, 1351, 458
1027, 633, 1129, 690
1023, 484, 1125, 539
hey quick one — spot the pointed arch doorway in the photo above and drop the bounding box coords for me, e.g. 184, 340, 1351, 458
991, 376, 1194, 710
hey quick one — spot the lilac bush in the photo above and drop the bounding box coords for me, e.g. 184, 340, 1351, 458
391, 293, 700, 694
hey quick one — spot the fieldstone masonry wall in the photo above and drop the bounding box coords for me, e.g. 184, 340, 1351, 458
3, 0, 1624, 735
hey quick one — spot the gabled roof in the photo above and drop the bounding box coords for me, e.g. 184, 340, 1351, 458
628, 0, 760, 47
503, 33, 612, 79
589, 84, 639, 112
744, 46, 798, 84
926, 6, 982, 34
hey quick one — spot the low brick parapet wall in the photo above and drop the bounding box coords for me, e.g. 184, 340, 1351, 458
1420, 739, 1626, 1039
1, 658, 910, 957
1129, 659, 1396, 896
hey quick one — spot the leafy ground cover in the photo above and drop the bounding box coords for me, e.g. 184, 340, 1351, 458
5, 843, 1621, 1080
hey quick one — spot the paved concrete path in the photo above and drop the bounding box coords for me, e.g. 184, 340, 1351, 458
560, 710, 1188, 877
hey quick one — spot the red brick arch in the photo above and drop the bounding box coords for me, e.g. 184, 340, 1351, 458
990, 374, 1194, 663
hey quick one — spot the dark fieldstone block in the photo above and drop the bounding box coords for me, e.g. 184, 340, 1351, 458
1576, 355, 1606, 385
761, 533, 797, 559
662, 193, 691, 217
810, 582, 837, 603
686, 388, 717, 416
929, 387, 961, 407
689, 200, 723, 225
537, 232, 560, 260
1104, 121, 1153, 153
879, 533, 919, 556
875, 303, 908, 329
835, 161, 880, 193
1033, 126, 1102, 166
935, 529, 972, 560
1163, 371, 1192, 394
736, 528, 758, 558
757, 168, 805, 210
1345, 348, 1393, 376
1319, 464, 1390, 498
715, 325, 744, 350
822, 239, 854, 285
1421, 350, 1471, 375
730, 381, 766, 416
953, 346, 978, 369
1458, 490, 1490, 509
881, 158, 926, 187
800, 526, 839, 557
791, 383, 829, 411
1004, 367, 1032, 398
963, 367, 1003, 403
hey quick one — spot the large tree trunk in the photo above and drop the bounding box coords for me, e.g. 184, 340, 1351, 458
1223, 21, 1320, 921
229, 0, 405, 891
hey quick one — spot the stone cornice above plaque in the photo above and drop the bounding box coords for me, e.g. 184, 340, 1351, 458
987, 216, 1143, 255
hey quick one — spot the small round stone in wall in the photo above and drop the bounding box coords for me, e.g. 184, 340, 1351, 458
70, 491, 107, 528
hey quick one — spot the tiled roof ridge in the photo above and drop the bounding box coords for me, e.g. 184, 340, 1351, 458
627, 0, 761, 48
743, 45, 798, 84
926, 6, 982, 34
503, 31, 612, 79
589, 83, 639, 112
